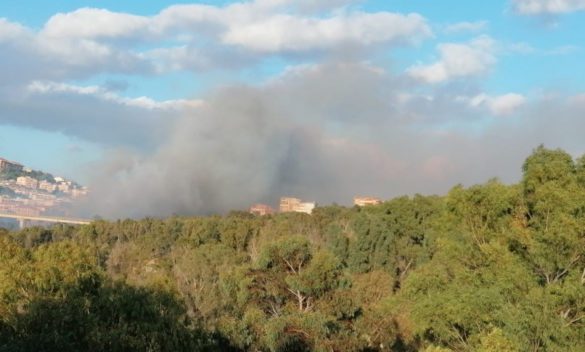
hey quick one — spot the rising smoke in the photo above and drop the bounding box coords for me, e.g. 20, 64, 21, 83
81, 63, 393, 218
78, 63, 585, 219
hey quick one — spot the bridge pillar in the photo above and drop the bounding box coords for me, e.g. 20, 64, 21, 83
18, 218, 26, 229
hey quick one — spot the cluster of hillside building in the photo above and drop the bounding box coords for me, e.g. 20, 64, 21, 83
15, 176, 87, 197
0, 157, 88, 217
249, 196, 382, 216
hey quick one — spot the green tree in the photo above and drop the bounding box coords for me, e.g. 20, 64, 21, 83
519, 146, 585, 285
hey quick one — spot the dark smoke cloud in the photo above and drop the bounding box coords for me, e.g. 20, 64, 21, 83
73, 63, 585, 219
79, 63, 404, 218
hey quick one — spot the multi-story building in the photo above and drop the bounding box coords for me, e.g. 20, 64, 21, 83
57, 183, 71, 193
279, 197, 302, 213
16, 176, 39, 189
249, 204, 274, 216
354, 196, 382, 207
39, 180, 57, 193
279, 197, 316, 215
0, 158, 23, 173
295, 202, 316, 215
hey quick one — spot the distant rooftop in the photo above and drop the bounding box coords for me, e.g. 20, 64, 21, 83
0, 157, 23, 167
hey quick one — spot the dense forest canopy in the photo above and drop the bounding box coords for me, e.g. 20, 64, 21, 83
0, 146, 584, 351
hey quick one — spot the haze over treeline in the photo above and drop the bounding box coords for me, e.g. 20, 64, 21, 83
1, 146, 585, 351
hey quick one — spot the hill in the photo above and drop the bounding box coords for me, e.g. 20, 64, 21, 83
0, 167, 54, 183
0, 157, 87, 222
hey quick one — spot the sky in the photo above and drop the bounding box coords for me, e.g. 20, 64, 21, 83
0, 0, 584, 218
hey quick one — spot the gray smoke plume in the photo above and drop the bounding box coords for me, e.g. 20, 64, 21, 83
79, 63, 401, 218
77, 63, 585, 219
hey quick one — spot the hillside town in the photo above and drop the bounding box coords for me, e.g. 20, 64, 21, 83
0, 157, 88, 218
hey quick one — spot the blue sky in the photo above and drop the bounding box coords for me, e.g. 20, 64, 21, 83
1, 0, 584, 216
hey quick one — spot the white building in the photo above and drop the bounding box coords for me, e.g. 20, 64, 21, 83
39, 180, 57, 193
279, 197, 316, 214
57, 183, 71, 193
279, 197, 302, 212
16, 176, 38, 189
295, 202, 316, 215
354, 197, 382, 207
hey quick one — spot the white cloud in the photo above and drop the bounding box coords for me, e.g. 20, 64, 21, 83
407, 36, 496, 83
470, 93, 527, 116
152, 4, 432, 53
0, 2, 433, 83
0, 18, 30, 41
512, 0, 585, 15
0, 17, 154, 84
39, 2, 430, 55
42, 8, 150, 39
222, 12, 431, 52
293, 0, 362, 13
38, 39, 149, 74
27, 81, 195, 110
150, 4, 226, 34
243, 0, 362, 13
444, 20, 488, 34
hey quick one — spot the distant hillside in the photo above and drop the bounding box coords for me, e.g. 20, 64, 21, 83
0, 156, 67, 184
0, 168, 56, 183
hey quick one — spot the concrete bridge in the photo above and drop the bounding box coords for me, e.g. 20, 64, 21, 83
0, 213, 92, 229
